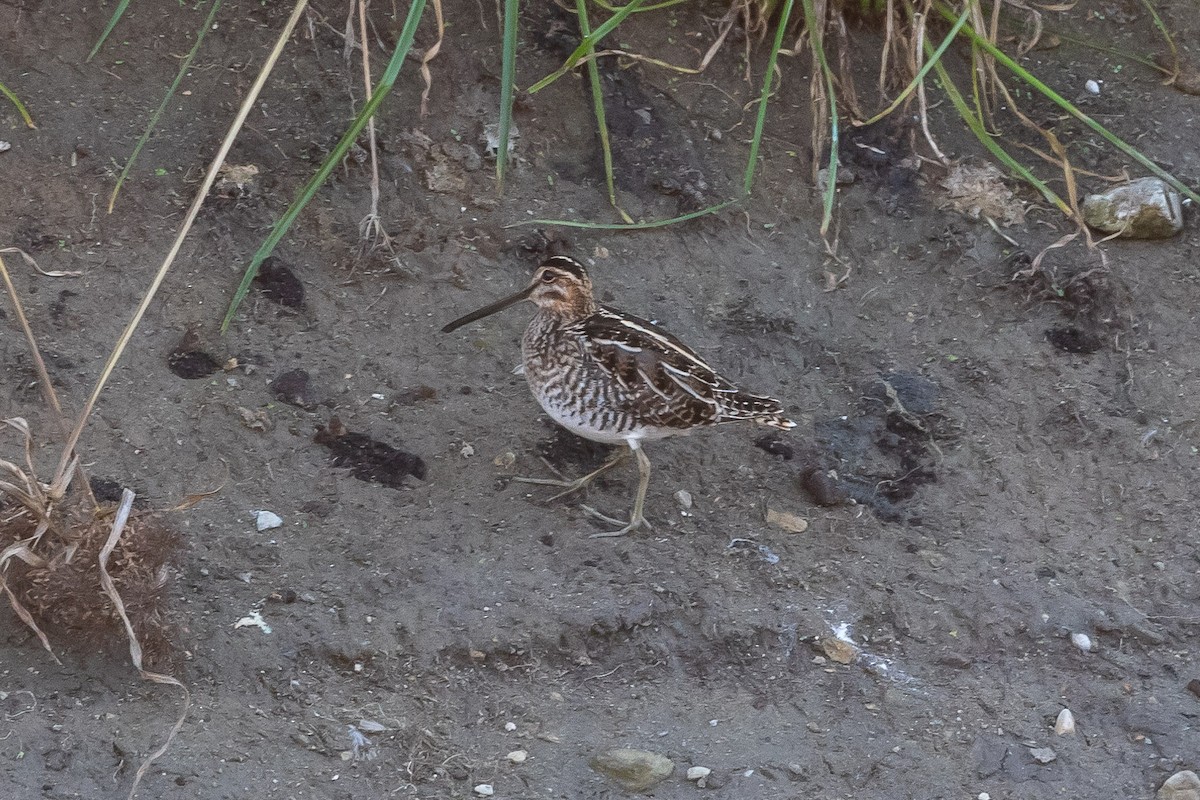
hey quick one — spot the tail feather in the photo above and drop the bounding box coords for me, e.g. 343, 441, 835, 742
719, 391, 795, 430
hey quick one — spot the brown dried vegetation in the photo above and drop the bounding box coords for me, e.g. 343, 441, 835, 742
0, 419, 182, 668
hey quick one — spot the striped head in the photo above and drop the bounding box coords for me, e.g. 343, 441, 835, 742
527, 256, 596, 319
442, 256, 597, 333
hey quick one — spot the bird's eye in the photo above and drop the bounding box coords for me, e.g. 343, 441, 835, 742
541, 271, 557, 283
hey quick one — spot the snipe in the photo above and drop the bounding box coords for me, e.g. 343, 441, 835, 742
443, 256, 795, 537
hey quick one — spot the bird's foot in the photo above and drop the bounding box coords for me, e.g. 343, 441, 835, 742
580, 505, 652, 538
510, 452, 627, 502
511, 474, 591, 502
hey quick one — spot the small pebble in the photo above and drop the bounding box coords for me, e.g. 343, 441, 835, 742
506, 750, 527, 764
1029, 746, 1057, 764
504, 722, 517, 732
674, 489, 693, 510
255, 510, 283, 531
766, 508, 809, 534
1071, 632, 1093, 652
687, 766, 712, 782
1054, 708, 1076, 736
1085, 79, 1101, 95
473, 784, 494, 797
820, 636, 858, 665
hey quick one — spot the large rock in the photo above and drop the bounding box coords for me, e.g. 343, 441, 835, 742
1082, 177, 1183, 238
1159, 770, 1200, 800
589, 748, 675, 792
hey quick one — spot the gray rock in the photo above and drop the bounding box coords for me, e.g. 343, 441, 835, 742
589, 748, 675, 792
1082, 177, 1183, 238
1029, 746, 1057, 764
1159, 770, 1200, 800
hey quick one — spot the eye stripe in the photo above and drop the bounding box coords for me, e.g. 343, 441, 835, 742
540, 256, 589, 281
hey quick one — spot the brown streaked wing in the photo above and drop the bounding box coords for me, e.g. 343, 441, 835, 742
573, 307, 742, 429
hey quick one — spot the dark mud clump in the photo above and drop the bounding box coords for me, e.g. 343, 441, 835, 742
1045, 325, 1103, 354
253, 256, 305, 309
270, 368, 323, 410
754, 433, 794, 461
167, 327, 223, 379
804, 372, 948, 522
315, 417, 427, 488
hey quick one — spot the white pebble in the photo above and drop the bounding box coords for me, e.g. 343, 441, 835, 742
504, 721, 517, 732
1085, 79, 1101, 95
1070, 632, 1093, 652
474, 784, 494, 797
674, 489, 693, 510
506, 749, 527, 764
254, 510, 283, 531
687, 766, 711, 781
978, 793, 990, 800
1055, 708, 1076, 735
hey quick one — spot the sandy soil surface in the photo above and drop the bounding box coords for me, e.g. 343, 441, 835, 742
3, 1, 1200, 798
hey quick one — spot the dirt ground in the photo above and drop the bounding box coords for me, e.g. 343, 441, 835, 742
3, 1, 1200, 798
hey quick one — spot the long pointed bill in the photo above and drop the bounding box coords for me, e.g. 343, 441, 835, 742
441, 284, 535, 333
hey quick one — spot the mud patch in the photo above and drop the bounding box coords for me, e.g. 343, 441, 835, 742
805, 372, 947, 522
314, 417, 427, 488
253, 256, 305, 308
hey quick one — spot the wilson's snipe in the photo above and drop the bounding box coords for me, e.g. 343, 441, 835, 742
443, 255, 795, 537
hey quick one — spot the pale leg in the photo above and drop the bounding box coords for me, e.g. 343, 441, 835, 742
588, 441, 652, 538
513, 448, 628, 501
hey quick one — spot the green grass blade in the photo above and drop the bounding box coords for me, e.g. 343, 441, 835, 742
220, 0, 427, 332
935, 2, 1200, 205
799, 0, 838, 235
510, 197, 741, 230
591, 0, 686, 12
87, 0, 133, 62
0, 80, 35, 128
108, 0, 223, 213
930, 55, 1069, 214
574, 0, 632, 223
744, 0, 795, 197
858, 3, 971, 127
528, 0, 646, 94
496, 0, 519, 191
1140, 0, 1177, 76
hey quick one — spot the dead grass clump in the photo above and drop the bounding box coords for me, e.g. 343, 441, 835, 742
0, 420, 181, 669
3, 504, 181, 668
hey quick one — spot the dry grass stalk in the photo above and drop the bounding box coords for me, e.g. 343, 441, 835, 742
354, 0, 395, 249
99, 489, 190, 800
419, 0, 444, 116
